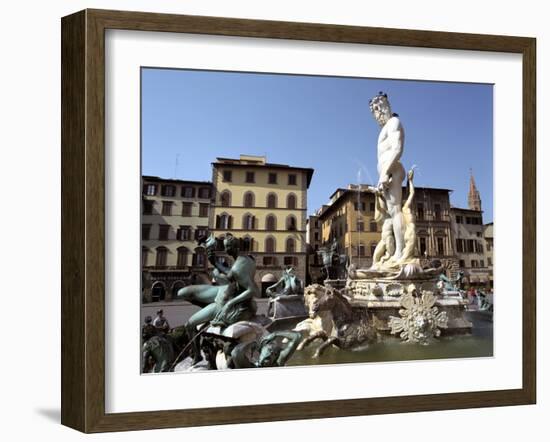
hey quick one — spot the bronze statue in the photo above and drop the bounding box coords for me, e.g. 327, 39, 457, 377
229, 331, 302, 368
141, 325, 191, 373
266, 266, 303, 297
176, 233, 259, 363
317, 239, 348, 280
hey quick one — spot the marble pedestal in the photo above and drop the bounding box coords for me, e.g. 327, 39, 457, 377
346, 278, 472, 334
267, 295, 307, 321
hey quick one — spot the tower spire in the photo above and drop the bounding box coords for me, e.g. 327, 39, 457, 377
468, 168, 482, 211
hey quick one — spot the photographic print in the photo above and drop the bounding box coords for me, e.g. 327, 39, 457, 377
140, 68, 494, 373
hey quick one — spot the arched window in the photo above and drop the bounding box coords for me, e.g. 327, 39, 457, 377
176, 246, 188, 267
241, 236, 253, 252
267, 193, 277, 209
142, 247, 149, 267
242, 213, 255, 230
220, 190, 231, 207
216, 213, 232, 229
265, 236, 276, 253
155, 246, 168, 267
285, 237, 296, 253
265, 214, 277, 231
172, 280, 185, 299
151, 281, 166, 302
192, 247, 206, 267
286, 215, 297, 231
243, 191, 255, 208
287, 193, 297, 209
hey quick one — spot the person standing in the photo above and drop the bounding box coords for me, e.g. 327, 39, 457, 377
153, 309, 170, 334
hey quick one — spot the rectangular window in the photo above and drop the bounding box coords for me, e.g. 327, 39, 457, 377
437, 237, 445, 255
284, 256, 298, 266
143, 200, 154, 215
158, 225, 170, 240
369, 202, 375, 212
223, 170, 232, 182
195, 226, 208, 240
161, 201, 173, 216
177, 226, 191, 241
263, 256, 277, 266
161, 185, 176, 197
358, 245, 365, 257
144, 184, 157, 196
142, 224, 152, 240
434, 204, 442, 221
456, 238, 464, 253
199, 203, 209, 217
417, 203, 425, 220
456, 215, 463, 224
246, 171, 255, 183
354, 202, 358, 211
198, 187, 210, 199
488, 257, 493, 266
369, 221, 377, 232
419, 237, 427, 256
314, 232, 319, 241
357, 220, 364, 232
288, 174, 297, 185
181, 186, 194, 198
480, 260, 485, 268
459, 259, 466, 268
268, 173, 277, 184
182, 202, 193, 217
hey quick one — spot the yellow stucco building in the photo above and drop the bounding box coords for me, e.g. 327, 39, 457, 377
210, 155, 314, 295
319, 186, 380, 269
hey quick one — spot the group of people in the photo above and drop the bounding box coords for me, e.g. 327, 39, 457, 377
465, 287, 493, 311
142, 309, 171, 342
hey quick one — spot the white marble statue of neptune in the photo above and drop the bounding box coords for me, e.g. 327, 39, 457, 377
369, 92, 406, 263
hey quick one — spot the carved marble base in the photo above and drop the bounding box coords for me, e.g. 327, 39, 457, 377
349, 297, 471, 334
347, 278, 472, 334
267, 295, 307, 320
347, 277, 439, 299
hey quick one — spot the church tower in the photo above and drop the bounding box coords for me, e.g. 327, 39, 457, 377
468, 169, 482, 211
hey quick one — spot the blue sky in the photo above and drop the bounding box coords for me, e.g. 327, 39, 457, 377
141, 68, 493, 222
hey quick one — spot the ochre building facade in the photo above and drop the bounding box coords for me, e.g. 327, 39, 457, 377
210, 155, 314, 295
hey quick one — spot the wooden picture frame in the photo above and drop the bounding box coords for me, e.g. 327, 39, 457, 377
61, 8, 536, 433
